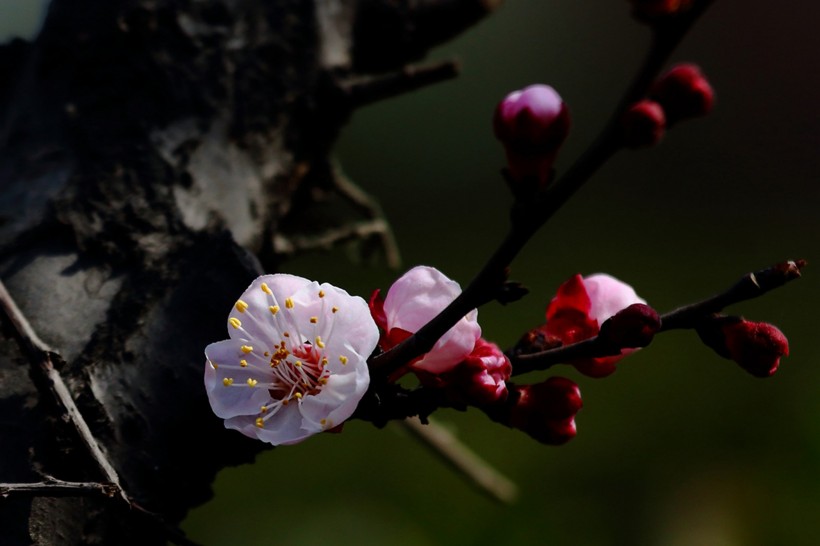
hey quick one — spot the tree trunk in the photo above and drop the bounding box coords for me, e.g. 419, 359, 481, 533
0, 1, 498, 543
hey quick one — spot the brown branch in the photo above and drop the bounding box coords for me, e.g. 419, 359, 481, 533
369, 0, 716, 379
510, 260, 805, 375
400, 417, 518, 504
339, 60, 460, 109
0, 476, 119, 499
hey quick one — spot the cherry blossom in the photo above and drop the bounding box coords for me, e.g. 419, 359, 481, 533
372, 266, 481, 374
545, 273, 647, 377
204, 274, 378, 445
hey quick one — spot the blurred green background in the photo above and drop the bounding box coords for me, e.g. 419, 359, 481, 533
6, 1, 820, 544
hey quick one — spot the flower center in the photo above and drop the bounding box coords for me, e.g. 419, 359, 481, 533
268, 342, 329, 404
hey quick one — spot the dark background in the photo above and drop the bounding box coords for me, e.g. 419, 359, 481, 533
5, 1, 820, 544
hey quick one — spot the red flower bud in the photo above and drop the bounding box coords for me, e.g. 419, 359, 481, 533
650, 64, 715, 122
697, 316, 789, 378
598, 303, 661, 349
621, 100, 666, 148
630, 0, 694, 21
493, 84, 570, 191
508, 377, 582, 445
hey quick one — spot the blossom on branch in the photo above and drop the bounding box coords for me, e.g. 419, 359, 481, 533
697, 316, 789, 378
545, 273, 647, 377
371, 265, 481, 374
205, 274, 378, 445
508, 377, 583, 445
493, 84, 570, 191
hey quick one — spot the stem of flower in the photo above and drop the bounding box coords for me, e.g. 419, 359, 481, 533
369, 0, 715, 379
510, 260, 805, 375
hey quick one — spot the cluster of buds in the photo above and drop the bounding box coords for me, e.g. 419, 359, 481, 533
622, 64, 715, 148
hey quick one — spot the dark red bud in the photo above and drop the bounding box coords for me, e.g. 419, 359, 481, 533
508, 377, 582, 445
621, 100, 666, 148
599, 303, 661, 349
697, 316, 789, 378
630, 0, 694, 22
651, 64, 715, 122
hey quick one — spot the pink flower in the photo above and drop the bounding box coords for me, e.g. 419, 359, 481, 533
453, 339, 512, 405
493, 84, 570, 190
373, 266, 481, 374
204, 274, 378, 445
545, 273, 647, 377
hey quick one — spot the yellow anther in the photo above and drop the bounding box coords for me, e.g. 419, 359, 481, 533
310, 316, 318, 324
332, 306, 339, 313
255, 417, 265, 428
241, 345, 253, 354
319, 378, 328, 385
261, 283, 271, 295
321, 357, 328, 367
260, 406, 268, 413
294, 361, 302, 367
339, 355, 348, 365
223, 378, 234, 386
283, 332, 290, 338
320, 418, 327, 425
264, 352, 270, 357
282, 399, 289, 406
211, 362, 218, 370
269, 305, 279, 315
235, 300, 249, 313
240, 359, 248, 367
315, 336, 325, 349
294, 392, 302, 399
285, 297, 294, 309
229, 317, 242, 329
247, 378, 258, 387
318, 290, 325, 298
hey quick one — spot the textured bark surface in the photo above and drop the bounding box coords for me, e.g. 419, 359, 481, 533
0, 0, 497, 543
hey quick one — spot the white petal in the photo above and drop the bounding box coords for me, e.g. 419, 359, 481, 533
204, 340, 271, 419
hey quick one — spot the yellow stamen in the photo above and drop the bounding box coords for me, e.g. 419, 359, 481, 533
264, 352, 270, 357
339, 355, 348, 365
320, 419, 327, 425
321, 357, 328, 367
261, 283, 271, 295
310, 316, 318, 324
241, 345, 253, 354
260, 406, 268, 413
269, 305, 279, 315
222, 378, 234, 386
332, 306, 339, 313
240, 359, 248, 367
235, 300, 249, 313
294, 361, 302, 367
315, 336, 325, 349
319, 378, 328, 385
247, 378, 258, 387
318, 290, 325, 298
285, 297, 294, 309
282, 399, 289, 406
283, 332, 290, 338
211, 362, 218, 369
229, 317, 242, 329
294, 392, 302, 399
255, 417, 264, 428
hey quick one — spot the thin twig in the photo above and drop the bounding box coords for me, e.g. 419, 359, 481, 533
0, 279, 203, 546
510, 260, 805, 374
370, 1, 715, 379
339, 60, 460, 109
401, 416, 518, 504
0, 279, 129, 504
0, 476, 119, 499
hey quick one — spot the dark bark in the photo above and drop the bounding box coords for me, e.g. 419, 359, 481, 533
0, 0, 498, 543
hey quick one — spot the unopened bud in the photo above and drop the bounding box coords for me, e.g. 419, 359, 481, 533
650, 64, 715, 122
493, 84, 570, 191
630, 0, 694, 22
598, 303, 661, 348
621, 100, 666, 148
508, 377, 582, 445
697, 316, 789, 378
